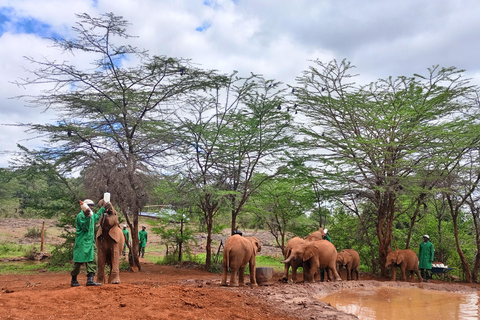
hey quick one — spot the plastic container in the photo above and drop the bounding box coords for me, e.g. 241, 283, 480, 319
103, 192, 111, 202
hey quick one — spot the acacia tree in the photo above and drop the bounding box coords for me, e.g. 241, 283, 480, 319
175, 74, 293, 267
245, 174, 316, 255
295, 59, 477, 276
15, 13, 222, 270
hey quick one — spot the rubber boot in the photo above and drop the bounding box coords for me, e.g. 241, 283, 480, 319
71, 275, 81, 287
86, 273, 102, 286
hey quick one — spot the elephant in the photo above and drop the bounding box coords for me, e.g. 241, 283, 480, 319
385, 248, 423, 282
96, 201, 125, 284
304, 228, 325, 242
303, 240, 342, 283
336, 249, 360, 280
281, 237, 306, 283
221, 234, 261, 287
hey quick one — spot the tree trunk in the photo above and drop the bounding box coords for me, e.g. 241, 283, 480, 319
453, 216, 472, 282
377, 192, 395, 277
205, 212, 214, 268
178, 218, 184, 262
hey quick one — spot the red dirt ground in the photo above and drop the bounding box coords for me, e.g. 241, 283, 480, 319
2, 218, 479, 319
1, 260, 479, 320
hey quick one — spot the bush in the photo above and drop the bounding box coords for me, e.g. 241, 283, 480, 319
24, 227, 45, 239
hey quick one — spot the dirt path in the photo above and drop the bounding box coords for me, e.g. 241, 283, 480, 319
1, 260, 479, 320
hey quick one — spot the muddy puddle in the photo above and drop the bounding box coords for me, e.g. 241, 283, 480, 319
318, 286, 479, 320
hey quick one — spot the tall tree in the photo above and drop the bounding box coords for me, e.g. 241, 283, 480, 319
175, 74, 293, 267
295, 59, 477, 276
15, 13, 222, 270
245, 174, 316, 255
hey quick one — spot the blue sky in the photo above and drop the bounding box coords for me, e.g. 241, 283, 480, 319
1, 0, 480, 167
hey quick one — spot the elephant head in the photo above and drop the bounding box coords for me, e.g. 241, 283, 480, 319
249, 237, 261, 255
385, 248, 402, 269
97, 202, 122, 243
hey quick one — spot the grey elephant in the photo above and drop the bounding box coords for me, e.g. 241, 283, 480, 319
303, 240, 342, 283
281, 237, 306, 283
336, 249, 360, 280
96, 201, 125, 284
221, 234, 261, 287
385, 248, 422, 282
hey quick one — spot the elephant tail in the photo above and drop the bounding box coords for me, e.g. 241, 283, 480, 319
223, 248, 230, 269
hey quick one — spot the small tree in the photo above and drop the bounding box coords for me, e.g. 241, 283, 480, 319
15, 13, 223, 270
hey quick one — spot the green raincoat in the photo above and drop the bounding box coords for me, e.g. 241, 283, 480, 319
72, 207, 105, 263
419, 240, 434, 269
139, 230, 148, 248
123, 228, 130, 248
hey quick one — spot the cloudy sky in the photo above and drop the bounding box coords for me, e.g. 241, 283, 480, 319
1, 0, 479, 168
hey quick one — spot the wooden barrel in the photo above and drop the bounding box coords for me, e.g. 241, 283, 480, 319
256, 267, 274, 285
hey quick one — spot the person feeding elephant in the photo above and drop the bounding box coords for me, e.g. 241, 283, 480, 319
70, 199, 106, 287
419, 234, 434, 282
320, 228, 332, 282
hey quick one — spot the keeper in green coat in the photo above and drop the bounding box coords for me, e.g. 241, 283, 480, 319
122, 225, 130, 256
320, 228, 332, 282
138, 226, 148, 258
70, 199, 106, 287
419, 234, 434, 282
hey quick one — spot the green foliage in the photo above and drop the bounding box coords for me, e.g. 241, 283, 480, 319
0, 242, 35, 259
0, 262, 48, 274
48, 214, 77, 267
24, 227, 44, 239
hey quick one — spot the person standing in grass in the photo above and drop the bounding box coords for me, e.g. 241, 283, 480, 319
122, 225, 129, 256
138, 225, 148, 258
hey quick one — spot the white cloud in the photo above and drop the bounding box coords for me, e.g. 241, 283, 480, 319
0, 0, 479, 167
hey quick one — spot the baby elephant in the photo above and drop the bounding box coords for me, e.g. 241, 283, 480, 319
336, 249, 360, 280
385, 248, 422, 282
221, 234, 261, 287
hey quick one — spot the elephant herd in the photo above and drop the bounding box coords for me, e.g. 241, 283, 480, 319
280, 228, 359, 284
221, 228, 423, 287
92, 209, 422, 286
221, 228, 361, 287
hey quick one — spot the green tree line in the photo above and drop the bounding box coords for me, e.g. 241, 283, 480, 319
3, 13, 480, 281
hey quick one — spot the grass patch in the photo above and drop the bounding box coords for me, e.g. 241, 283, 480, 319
0, 242, 36, 259
0, 262, 48, 274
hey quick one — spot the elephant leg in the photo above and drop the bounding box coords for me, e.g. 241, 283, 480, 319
282, 263, 290, 282
291, 265, 298, 283
221, 264, 229, 286
109, 247, 121, 284
401, 267, 407, 281
96, 247, 106, 284
354, 267, 359, 280
329, 263, 342, 282
346, 265, 352, 280
302, 263, 311, 282
238, 266, 245, 287
415, 269, 423, 282
391, 267, 397, 281
229, 268, 239, 287
249, 261, 257, 286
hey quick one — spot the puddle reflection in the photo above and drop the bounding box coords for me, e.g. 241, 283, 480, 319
318, 286, 479, 320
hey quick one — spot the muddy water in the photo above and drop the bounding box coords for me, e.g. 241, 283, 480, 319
318, 286, 479, 320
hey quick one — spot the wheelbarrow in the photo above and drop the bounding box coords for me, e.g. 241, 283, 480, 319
430, 262, 455, 280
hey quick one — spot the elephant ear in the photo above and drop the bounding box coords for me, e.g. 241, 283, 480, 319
108, 226, 122, 243
251, 237, 261, 256
397, 252, 403, 265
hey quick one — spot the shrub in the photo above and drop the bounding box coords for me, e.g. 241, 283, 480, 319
24, 227, 45, 239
